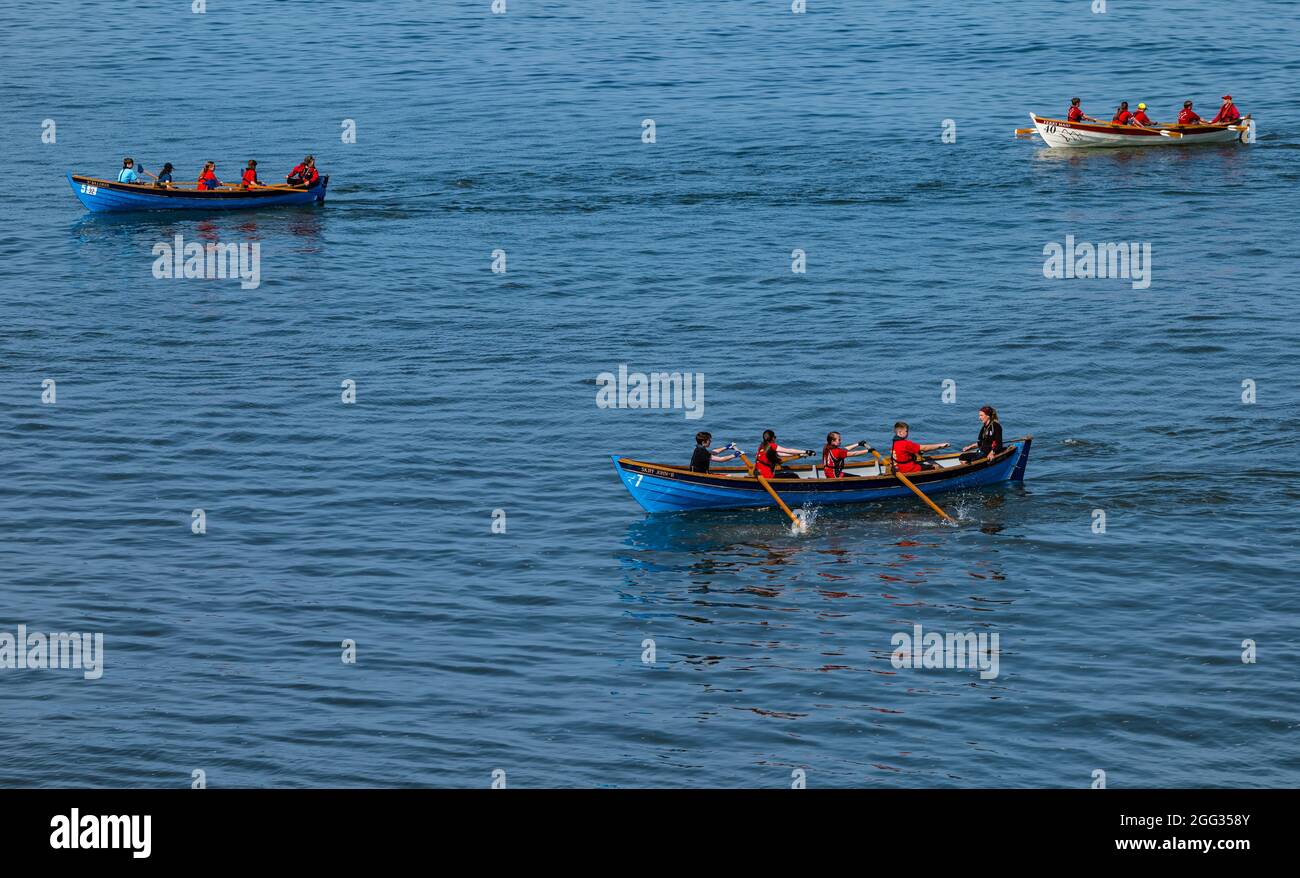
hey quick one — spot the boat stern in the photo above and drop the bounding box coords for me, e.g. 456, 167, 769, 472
1010, 436, 1033, 481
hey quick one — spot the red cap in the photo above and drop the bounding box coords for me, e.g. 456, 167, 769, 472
1222, 94, 1232, 100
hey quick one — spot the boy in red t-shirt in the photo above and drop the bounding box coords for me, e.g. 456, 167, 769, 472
890, 422, 949, 474
1177, 101, 1204, 125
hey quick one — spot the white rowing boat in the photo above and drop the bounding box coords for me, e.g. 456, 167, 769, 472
1024, 113, 1252, 148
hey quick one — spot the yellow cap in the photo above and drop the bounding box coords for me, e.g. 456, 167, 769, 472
1137, 103, 1147, 109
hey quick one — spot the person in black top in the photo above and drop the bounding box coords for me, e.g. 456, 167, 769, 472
959, 405, 1003, 464
690, 432, 742, 473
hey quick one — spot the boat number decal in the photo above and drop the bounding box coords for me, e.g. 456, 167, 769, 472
634, 474, 643, 488
1044, 124, 1057, 134
80, 184, 98, 195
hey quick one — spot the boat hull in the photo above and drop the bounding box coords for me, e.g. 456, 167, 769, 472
68, 173, 328, 212
1029, 114, 1248, 148
613, 439, 1032, 514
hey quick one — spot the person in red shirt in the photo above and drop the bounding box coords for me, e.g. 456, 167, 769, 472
820, 432, 874, 479
890, 422, 949, 475
1177, 101, 1204, 125
197, 161, 222, 190
1210, 94, 1242, 124
1066, 97, 1098, 123
1130, 103, 1155, 127
286, 157, 309, 185
1111, 102, 1134, 125
286, 155, 319, 186
752, 430, 812, 480
239, 160, 263, 189
302, 157, 321, 186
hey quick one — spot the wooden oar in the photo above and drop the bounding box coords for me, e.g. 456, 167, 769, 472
1160, 130, 1183, 139
863, 447, 955, 524
215, 182, 303, 191
734, 449, 805, 533
1014, 127, 1038, 135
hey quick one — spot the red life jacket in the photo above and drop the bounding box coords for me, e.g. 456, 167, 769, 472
1112, 110, 1133, 125
241, 168, 258, 186
822, 446, 847, 479
755, 442, 780, 478
1067, 106, 1084, 122
1178, 108, 1202, 125
302, 165, 319, 185
1212, 103, 1241, 123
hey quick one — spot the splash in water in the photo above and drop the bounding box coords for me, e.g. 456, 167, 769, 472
792, 504, 820, 535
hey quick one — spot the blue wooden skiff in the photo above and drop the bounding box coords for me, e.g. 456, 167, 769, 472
613, 438, 1032, 513
68, 173, 328, 212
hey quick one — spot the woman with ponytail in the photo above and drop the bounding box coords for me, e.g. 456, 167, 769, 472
959, 406, 1003, 464
820, 432, 874, 479
754, 430, 812, 480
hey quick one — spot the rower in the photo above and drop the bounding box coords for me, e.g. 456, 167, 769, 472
959, 406, 1003, 464
150, 162, 175, 188
197, 161, 222, 190
1066, 97, 1098, 123
240, 160, 263, 190
117, 157, 141, 184
1210, 94, 1242, 124
754, 430, 812, 480
689, 431, 741, 473
287, 155, 320, 187
821, 432, 873, 479
890, 422, 949, 474
286, 156, 309, 185
1111, 102, 1134, 125
1177, 100, 1204, 125
1130, 103, 1155, 127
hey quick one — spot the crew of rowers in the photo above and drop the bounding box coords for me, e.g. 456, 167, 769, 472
690, 406, 1005, 479
115, 155, 320, 190
1067, 94, 1243, 127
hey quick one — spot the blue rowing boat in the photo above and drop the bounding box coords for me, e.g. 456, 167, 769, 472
68, 173, 328, 212
613, 438, 1032, 513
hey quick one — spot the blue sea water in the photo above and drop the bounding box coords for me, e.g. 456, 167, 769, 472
1, 0, 1298, 788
